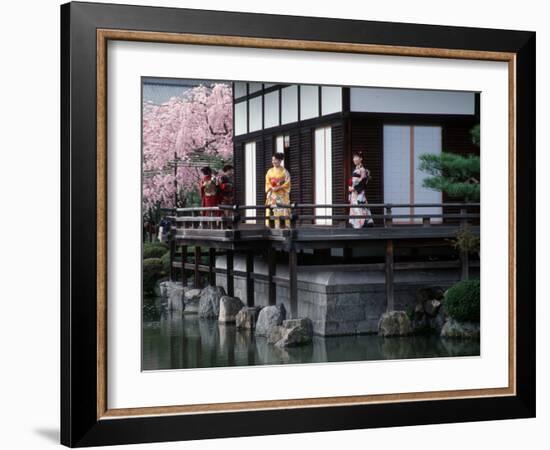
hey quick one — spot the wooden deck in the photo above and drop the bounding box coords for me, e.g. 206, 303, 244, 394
164, 203, 480, 318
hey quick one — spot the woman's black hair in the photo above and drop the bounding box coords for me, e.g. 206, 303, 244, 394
352, 151, 363, 159
222, 164, 234, 172
273, 152, 285, 161
200, 166, 212, 175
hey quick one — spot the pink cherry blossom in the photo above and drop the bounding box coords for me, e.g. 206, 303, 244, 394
142, 83, 233, 209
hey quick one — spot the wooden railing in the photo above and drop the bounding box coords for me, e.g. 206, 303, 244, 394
168, 202, 480, 230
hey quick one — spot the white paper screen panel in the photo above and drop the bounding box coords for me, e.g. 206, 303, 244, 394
383, 125, 442, 224
244, 141, 257, 218
314, 126, 332, 225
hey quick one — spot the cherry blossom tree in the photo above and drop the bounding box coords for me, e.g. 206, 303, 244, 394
142, 83, 233, 210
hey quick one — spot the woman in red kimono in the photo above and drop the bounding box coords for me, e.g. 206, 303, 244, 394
199, 166, 220, 218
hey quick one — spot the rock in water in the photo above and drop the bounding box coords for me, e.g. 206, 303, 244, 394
274, 318, 314, 347
167, 285, 185, 312
267, 325, 284, 344
255, 304, 286, 336
424, 299, 442, 317
184, 288, 202, 313
235, 307, 262, 330
378, 311, 413, 337
198, 285, 226, 319
218, 296, 245, 323
440, 318, 480, 339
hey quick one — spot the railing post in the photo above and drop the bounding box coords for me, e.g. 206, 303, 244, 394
385, 205, 393, 228
289, 203, 297, 229
232, 205, 240, 231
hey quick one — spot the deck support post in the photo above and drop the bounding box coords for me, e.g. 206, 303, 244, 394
181, 245, 187, 286
267, 248, 276, 306
169, 238, 176, 281
246, 251, 254, 307
226, 249, 234, 297
385, 239, 394, 312
194, 246, 201, 289
289, 247, 298, 319
208, 248, 216, 286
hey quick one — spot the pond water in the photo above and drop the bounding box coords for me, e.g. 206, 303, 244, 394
142, 296, 480, 371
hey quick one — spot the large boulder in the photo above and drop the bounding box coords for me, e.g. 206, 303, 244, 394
198, 285, 226, 319
184, 288, 202, 313
274, 318, 313, 348
236, 306, 262, 330
255, 304, 286, 336
378, 311, 412, 337
441, 318, 480, 339
218, 296, 245, 323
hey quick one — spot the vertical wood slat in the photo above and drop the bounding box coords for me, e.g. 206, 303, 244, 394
233, 142, 245, 205
289, 129, 302, 204
255, 139, 265, 209
331, 122, 346, 221
351, 119, 383, 223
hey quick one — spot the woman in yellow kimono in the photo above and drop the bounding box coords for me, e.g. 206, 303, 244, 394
265, 152, 291, 228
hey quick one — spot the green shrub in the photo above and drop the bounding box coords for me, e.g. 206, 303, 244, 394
160, 250, 171, 274
444, 279, 480, 322
143, 241, 169, 259
143, 258, 165, 294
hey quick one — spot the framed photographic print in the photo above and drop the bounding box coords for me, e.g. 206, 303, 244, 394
60, 1, 536, 447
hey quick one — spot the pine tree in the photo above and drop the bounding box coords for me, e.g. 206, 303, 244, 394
418, 125, 480, 201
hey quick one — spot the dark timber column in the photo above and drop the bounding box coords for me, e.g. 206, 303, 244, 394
208, 248, 216, 286
226, 249, 234, 296
181, 245, 187, 286
194, 246, 201, 288
385, 239, 394, 311
289, 247, 298, 319
169, 238, 176, 281
246, 251, 255, 307
267, 248, 276, 306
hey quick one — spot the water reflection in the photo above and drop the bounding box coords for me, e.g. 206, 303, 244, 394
142, 296, 480, 371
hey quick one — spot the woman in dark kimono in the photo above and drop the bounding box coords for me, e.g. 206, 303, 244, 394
348, 152, 374, 228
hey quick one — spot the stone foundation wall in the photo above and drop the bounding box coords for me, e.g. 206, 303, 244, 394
215, 255, 476, 337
